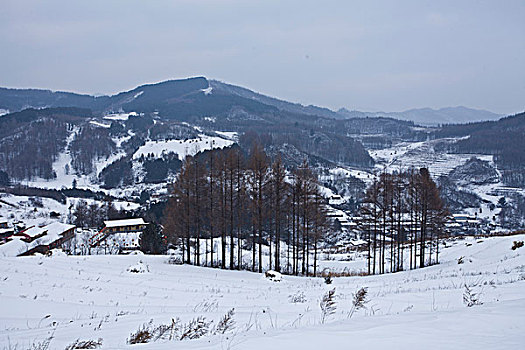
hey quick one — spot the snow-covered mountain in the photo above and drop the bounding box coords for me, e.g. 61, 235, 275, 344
0, 79, 501, 126
0, 78, 523, 231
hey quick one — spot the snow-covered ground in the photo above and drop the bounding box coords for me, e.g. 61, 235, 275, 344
364, 137, 525, 222
22, 128, 133, 191
1, 234, 523, 349
133, 135, 235, 161
0, 193, 140, 235
368, 138, 493, 178
103, 111, 141, 121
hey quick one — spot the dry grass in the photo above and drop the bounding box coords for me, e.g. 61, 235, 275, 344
64, 338, 102, 349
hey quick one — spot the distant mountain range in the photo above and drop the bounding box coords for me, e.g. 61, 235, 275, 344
0, 77, 502, 126
338, 106, 502, 126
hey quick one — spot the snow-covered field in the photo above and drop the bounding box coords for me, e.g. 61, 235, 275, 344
133, 135, 235, 161
1, 234, 524, 349
368, 138, 493, 178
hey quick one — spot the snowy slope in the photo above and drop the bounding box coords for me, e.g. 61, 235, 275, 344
133, 135, 235, 161
0, 234, 523, 349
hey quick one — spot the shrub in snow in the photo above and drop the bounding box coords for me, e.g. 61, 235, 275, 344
457, 256, 465, 264
264, 270, 282, 282
463, 284, 482, 307
65, 338, 102, 349
28, 335, 54, 350
288, 291, 307, 304
128, 319, 182, 344
214, 308, 235, 334
319, 288, 337, 324
179, 316, 211, 340
511, 240, 524, 250
127, 322, 154, 344
127, 261, 150, 273
348, 287, 368, 318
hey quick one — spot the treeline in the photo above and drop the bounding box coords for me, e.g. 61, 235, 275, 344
436, 112, 525, 185
71, 199, 127, 228
163, 144, 329, 275
0, 118, 69, 180
237, 127, 374, 168
1, 185, 115, 205
359, 168, 448, 275
70, 125, 116, 175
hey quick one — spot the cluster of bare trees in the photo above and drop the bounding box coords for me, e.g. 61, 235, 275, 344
163, 145, 328, 275
71, 199, 123, 228
359, 168, 448, 275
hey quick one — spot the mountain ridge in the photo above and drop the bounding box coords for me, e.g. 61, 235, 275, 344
0, 77, 501, 126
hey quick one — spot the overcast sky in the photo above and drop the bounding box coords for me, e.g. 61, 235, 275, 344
1, 0, 524, 114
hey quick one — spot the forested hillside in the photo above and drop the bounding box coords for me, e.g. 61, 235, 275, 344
436, 112, 525, 186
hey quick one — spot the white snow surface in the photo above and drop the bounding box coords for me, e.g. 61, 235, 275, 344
201, 86, 213, 95
89, 120, 111, 128
133, 135, 235, 161
104, 218, 145, 228
368, 138, 493, 178
103, 111, 139, 121
0, 234, 524, 349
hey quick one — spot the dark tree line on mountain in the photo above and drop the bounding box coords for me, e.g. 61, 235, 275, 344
329, 117, 418, 138
1, 185, 112, 205
70, 125, 116, 175
498, 193, 525, 230
148, 122, 199, 141
163, 144, 329, 275
99, 156, 134, 188
0, 107, 91, 139
436, 112, 525, 187
140, 152, 183, 184
359, 168, 448, 275
0, 118, 69, 180
71, 199, 126, 228
238, 129, 373, 168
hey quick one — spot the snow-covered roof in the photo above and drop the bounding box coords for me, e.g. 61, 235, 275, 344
29, 223, 75, 247
44, 222, 76, 236
0, 217, 7, 224
0, 222, 75, 257
0, 237, 29, 257
0, 228, 14, 235
22, 226, 47, 239
104, 218, 146, 228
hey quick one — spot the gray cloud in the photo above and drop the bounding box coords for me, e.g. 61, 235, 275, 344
1, 0, 523, 114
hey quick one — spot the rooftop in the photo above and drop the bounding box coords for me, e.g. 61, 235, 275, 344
104, 218, 146, 228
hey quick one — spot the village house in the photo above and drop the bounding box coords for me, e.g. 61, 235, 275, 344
0, 222, 75, 256
90, 218, 147, 252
